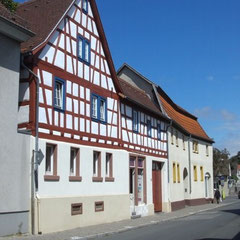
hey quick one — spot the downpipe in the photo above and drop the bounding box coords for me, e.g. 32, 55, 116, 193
21, 54, 40, 234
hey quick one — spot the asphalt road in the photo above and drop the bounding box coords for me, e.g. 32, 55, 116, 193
96, 202, 240, 240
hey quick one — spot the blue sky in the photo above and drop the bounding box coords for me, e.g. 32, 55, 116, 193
16, 0, 240, 156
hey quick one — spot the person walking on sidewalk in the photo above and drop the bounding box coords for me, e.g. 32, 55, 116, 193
215, 189, 221, 204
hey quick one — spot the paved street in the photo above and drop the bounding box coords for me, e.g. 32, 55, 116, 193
1, 196, 239, 240
97, 199, 240, 240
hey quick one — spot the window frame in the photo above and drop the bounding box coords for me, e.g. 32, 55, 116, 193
194, 165, 198, 181
44, 143, 60, 181
105, 153, 114, 182
157, 124, 161, 140
133, 110, 139, 133
91, 93, 107, 124
82, 0, 88, 14
171, 127, 174, 144
77, 35, 91, 65
177, 163, 180, 183
147, 119, 151, 137
173, 162, 176, 183
206, 145, 209, 156
200, 166, 204, 181
69, 147, 82, 182
182, 134, 185, 150
92, 151, 103, 182
54, 77, 66, 112
176, 130, 179, 147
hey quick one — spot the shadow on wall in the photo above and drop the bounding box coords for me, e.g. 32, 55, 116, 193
196, 232, 240, 240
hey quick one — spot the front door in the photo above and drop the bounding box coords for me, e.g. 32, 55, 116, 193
152, 162, 162, 212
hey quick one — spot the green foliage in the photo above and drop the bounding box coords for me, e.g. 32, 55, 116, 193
230, 151, 240, 176
0, 0, 18, 12
213, 148, 230, 177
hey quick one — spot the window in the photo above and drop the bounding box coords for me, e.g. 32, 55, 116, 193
182, 134, 185, 150
105, 153, 114, 182
44, 144, 59, 181
173, 163, 176, 183
194, 165, 197, 181
82, 0, 88, 13
171, 127, 174, 144
69, 147, 82, 181
71, 203, 82, 215
147, 120, 151, 137
54, 77, 65, 111
176, 130, 179, 147
200, 166, 204, 181
206, 145, 209, 156
95, 201, 104, 212
92, 151, 103, 182
193, 141, 199, 153
177, 164, 180, 183
133, 110, 138, 133
77, 35, 90, 64
157, 124, 161, 140
91, 94, 107, 123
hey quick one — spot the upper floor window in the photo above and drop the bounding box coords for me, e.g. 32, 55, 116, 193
147, 120, 151, 137
82, 0, 88, 14
182, 134, 185, 150
206, 145, 209, 156
157, 124, 161, 140
171, 127, 174, 144
133, 110, 138, 133
193, 141, 199, 153
78, 35, 90, 64
54, 77, 65, 111
176, 130, 179, 147
91, 93, 107, 123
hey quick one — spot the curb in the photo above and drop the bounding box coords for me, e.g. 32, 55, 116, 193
72, 199, 239, 240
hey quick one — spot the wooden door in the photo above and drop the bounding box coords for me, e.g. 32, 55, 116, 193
152, 162, 162, 212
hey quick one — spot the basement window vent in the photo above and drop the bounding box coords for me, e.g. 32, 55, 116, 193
71, 203, 83, 215
95, 201, 104, 212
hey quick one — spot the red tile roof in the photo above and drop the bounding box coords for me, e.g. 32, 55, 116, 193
119, 78, 168, 119
0, 2, 31, 31
16, 0, 73, 52
158, 87, 213, 143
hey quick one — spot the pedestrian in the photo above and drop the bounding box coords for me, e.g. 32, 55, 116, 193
214, 188, 221, 204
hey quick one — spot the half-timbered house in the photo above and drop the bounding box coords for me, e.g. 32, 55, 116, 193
17, 0, 130, 234
118, 63, 214, 212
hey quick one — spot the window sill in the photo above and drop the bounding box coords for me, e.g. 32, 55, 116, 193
69, 176, 82, 182
92, 176, 103, 182
44, 175, 60, 181
105, 177, 115, 182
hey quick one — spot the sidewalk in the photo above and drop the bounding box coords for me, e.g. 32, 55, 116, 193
2, 196, 239, 240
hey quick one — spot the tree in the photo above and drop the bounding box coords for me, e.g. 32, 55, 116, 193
229, 151, 240, 177
0, 0, 18, 12
213, 148, 230, 177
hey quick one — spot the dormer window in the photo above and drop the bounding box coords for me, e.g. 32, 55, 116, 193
82, 0, 88, 14
77, 35, 90, 64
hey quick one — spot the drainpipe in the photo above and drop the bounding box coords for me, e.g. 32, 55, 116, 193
188, 135, 192, 194
21, 54, 40, 235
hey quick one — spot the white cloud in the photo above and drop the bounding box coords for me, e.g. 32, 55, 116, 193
206, 75, 214, 81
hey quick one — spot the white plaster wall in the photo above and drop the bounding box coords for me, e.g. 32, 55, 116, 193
190, 139, 214, 199
36, 138, 129, 197
0, 33, 31, 217
168, 129, 190, 203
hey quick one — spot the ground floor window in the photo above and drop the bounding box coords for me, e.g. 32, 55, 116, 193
129, 155, 146, 205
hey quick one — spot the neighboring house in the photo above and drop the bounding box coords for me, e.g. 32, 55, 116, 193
118, 63, 214, 211
118, 77, 170, 215
0, 3, 34, 237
